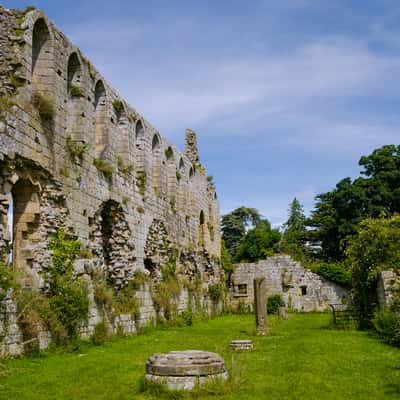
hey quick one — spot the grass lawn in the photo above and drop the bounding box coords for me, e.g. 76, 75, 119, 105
0, 313, 399, 399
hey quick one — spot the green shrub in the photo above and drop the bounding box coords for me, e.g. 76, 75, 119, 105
267, 294, 285, 314
69, 85, 84, 98
136, 172, 147, 196
48, 229, 89, 344
32, 91, 55, 121
92, 321, 109, 345
373, 307, 400, 346
113, 99, 124, 116
208, 283, 224, 304
308, 262, 352, 288
66, 136, 89, 159
94, 158, 115, 178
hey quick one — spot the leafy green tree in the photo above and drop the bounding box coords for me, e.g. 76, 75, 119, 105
234, 219, 281, 263
308, 145, 400, 261
281, 198, 307, 257
221, 207, 261, 258
347, 215, 400, 328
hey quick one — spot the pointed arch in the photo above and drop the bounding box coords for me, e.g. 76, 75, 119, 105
67, 52, 84, 142
152, 134, 162, 195
199, 210, 205, 247
94, 80, 108, 158
32, 18, 54, 92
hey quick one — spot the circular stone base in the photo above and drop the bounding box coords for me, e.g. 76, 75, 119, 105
145, 371, 229, 391
145, 350, 228, 391
230, 339, 253, 351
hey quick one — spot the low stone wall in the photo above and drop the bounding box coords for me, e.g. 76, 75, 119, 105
230, 256, 349, 312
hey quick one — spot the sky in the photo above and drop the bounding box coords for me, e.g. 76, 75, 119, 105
3, 0, 400, 225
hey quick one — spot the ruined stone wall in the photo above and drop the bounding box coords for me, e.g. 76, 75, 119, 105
0, 6, 223, 355
230, 256, 349, 312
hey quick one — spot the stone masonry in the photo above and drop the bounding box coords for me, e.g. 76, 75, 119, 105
230, 256, 349, 312
0, 6, 223, 355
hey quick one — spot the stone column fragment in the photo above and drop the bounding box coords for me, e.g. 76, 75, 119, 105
254, 277, 267, 336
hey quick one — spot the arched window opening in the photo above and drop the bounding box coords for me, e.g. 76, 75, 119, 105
32, 18, 53, 91
199, 210, 205, 247
67, 52, 82, 96
152, 134, 162, 195
179, 158, 185, 172
152, 134, 160, 152
67, 53, 84, 142
12, 180, 40, 279
94, 80, 108, 158
189, 167, 195, 180
135, 120, 144, 141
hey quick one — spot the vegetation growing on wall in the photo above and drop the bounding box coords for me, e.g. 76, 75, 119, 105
66, 136, 89, 159
32, 91, 55, 121
93, 158, 114, 178
136, 171, 147, 196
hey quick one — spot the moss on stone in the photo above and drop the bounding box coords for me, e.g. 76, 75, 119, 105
32, 91, 55, 121
93, 158, 114, 178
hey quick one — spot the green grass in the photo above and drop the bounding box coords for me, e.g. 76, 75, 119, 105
0, 314, 399, 399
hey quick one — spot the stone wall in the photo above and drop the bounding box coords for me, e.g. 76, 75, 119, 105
0, 6, 223, 355
230, 256, 349, 312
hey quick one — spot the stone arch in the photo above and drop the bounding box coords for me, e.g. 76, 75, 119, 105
67, 52, 84, 142
135, 120, 145, 141
31, 18, 54, 92
144, 219, 170, 280
114, 102, 131, 166
177, 158, 187, 215
152, 134, 162, 195
189, 166, 195, 180
11, 179, 41, 281
199, 210, 205, 247
165, 147, 177, 209
94, 80, 108, 158
92, 200, 136, 288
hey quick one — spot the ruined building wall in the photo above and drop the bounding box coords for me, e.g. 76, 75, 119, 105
0, 6, 222, 355
230, 256, 349, 312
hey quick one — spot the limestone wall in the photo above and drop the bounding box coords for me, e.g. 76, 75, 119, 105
0, 6, 223, 355
230, 256, 349, 312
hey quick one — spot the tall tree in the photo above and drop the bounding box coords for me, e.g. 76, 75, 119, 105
221, 207, 261, 257
281, 198, 306, 256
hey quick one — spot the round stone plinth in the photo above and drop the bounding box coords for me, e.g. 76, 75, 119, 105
145, 350, 228, 391
230, 339, 253, 351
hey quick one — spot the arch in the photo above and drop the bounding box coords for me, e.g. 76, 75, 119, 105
67, 52, 82, 96
135, 120, 144, 141
179, 158, 185, 172
94, 80, 108, 157
97, 200, 136, 288
177, 158, 187, 213
199, 210, 205, 247
165, 146, 174, 161
32, 18, 53, 91
152, 134, 161, 152
11, 179, 40, 278
113, 100, 127, 125
67, 53, 84, 142
189, 167, 195, 180
152, 134, 162, 195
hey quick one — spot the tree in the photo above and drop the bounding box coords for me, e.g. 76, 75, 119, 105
281, 198, 307, 257
221, 207, 261, 258
347, 215, 400, 329
308, 145, 400, 261
234, 219, 281, 263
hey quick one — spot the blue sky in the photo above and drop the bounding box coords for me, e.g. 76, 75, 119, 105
3, 0, 400, 225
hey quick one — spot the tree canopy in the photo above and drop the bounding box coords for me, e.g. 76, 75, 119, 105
221, 207, 261, 257
308, 145, 400, 261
